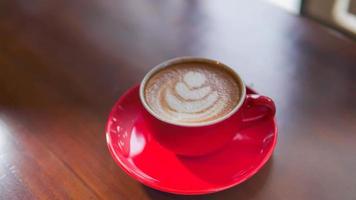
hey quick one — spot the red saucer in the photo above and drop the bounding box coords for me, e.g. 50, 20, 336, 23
106, 85, 277, 195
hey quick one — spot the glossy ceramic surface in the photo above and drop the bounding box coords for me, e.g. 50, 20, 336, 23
106, 85, 277, 195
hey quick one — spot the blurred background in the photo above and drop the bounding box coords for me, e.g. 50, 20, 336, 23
1, 0, 355, 111
268, 0, 356, 38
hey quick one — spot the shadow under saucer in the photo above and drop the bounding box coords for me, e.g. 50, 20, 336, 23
142, 157, 274, 200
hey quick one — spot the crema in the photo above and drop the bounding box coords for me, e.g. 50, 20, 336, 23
144, 62, 241, 124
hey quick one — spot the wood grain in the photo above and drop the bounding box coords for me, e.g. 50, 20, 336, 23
1, 0, 356, 199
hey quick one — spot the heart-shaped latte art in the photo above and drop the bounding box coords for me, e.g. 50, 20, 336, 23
144, 65, 240, 124
165, 72, 220, 113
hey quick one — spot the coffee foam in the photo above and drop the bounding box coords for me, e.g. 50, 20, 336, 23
144, 62, 241, 124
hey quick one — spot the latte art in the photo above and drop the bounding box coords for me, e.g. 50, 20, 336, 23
165, 72, 221, 114
144, 62, 241, 124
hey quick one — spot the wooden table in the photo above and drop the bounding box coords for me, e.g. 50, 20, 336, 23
1, 0, 356, 199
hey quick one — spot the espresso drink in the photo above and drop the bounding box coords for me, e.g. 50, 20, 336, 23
144, 61, 241, 124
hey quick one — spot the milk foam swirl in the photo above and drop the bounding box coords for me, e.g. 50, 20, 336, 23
144, 64, 240, 124
165, 72, 223, 114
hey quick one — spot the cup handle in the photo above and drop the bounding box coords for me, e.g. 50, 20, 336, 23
241, 94, 276, 125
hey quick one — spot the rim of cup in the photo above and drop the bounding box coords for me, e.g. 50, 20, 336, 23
139, 57, 247, 127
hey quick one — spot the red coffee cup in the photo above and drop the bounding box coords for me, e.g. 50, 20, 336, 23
140, 57, 275, 156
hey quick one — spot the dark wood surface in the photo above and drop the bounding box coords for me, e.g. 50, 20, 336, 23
1, 0, 356, 199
